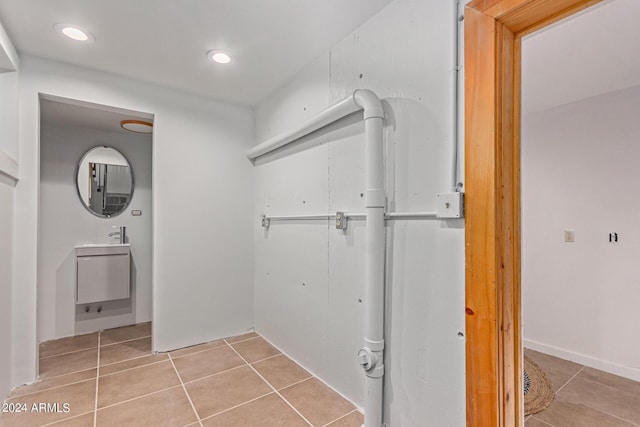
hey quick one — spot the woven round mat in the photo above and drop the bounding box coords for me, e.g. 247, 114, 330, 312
524, 355, 554, 415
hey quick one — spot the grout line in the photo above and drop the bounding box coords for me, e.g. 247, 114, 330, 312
96, 384, 182, 411
277, 376, 313, 392
40, 345, 98, 360
98, 356, 168, 377
249, 353, 284, 365
169, 343, 230, 360
99, 335, 152, 348
199, 391, 275, 423
322, 408, 360, 427
38, 410, 95, 426
8, 376, 97, 400
168, 354, 203, 427
182, 364, 246, 386
35, 367, 97, 382
226, 335, 261, 345
223, 339, 314, 427
93, 333, 101, 427
556, 366, 584, 394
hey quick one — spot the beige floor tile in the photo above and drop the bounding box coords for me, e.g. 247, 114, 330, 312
526, 417, 555, 426
97, 360, 180, 408
9, 369, 96, 399
96, 386, 197, 427
535, 392, 636, 427
555, 376, 640, 425
172, 345, 244, 383
46, 412, 95, 426
252, 354, 311, 390
186, 365, 272, 419
100, 353, 168, 376
99, 322, 151, 346
326, 411, 364, 427
525, 349, 583, 392
99, 337, 151, 365
0, 379, 96, 427
578, 367, 640, 396
202, 393, 308, 427
225, 332, 259, 344
39, 349, 98, 379
280, 378, 355, 426
39, 333, 98, 359
170, 340, 226, 359
230, 337, 280, 363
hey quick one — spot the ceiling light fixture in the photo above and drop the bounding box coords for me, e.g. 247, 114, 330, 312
207, 50, 232, 64
54, 24, 94, 42
120, 120, 153, 134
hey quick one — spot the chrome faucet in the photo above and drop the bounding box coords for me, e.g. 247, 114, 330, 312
108, 226, 127, 244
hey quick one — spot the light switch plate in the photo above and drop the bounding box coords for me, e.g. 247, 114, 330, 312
436, 192, 464, 218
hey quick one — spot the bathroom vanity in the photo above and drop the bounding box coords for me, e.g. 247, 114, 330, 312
75, 243, 131, 304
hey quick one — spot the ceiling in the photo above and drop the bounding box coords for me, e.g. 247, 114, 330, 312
40, 98, 153, 136
522, 0, 640, 113
0, 0, 392, 106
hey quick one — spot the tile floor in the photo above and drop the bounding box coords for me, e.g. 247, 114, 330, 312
0, 323, 362, 427
525, 348, 640, 426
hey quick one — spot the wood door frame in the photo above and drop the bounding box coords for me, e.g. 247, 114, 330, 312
463, 0, 602, 425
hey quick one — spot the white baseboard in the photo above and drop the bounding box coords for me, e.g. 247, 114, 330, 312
524, 338, 640, 382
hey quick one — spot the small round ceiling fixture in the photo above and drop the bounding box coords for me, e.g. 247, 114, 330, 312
54, 24, 94, 42
207, 50, 232, 64
120, 120, 153, 134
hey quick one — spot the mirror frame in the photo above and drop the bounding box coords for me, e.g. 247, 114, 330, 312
75, 145, 135, 218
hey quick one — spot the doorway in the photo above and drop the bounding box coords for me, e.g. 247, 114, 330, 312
463, 0, 606, 425
36, 95, 154, 375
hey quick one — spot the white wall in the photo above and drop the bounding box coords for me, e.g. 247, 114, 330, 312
0, 173, 15, 401
254, 1, 465, 425
38, 124, 152, 342
0, 18, 19, 401
522, 84, 640, 381
13, 55, 255, 386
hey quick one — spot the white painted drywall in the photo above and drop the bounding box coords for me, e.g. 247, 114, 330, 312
0, 175, 15, 400
522, 84, 640, 381
0, 72, 18, 161
254, 0, 465, 425
0, 23, 18, 398
38, 124, 152, 342
13, 55, 255, 386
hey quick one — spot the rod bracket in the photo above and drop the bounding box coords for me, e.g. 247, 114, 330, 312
335, 212, 348, 230
261, 215, 270, 228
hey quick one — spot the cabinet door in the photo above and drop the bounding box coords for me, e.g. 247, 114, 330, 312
77, 254, 130, 304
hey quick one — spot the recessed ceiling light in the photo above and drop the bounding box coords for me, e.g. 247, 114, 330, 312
54, 24, 94, 42
207, 50, 232, 64
120, 120, 153, 134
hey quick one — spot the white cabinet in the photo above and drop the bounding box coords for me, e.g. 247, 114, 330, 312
75, 244, 130, 304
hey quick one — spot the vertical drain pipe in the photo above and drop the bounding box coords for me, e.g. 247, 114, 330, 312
247, 89, 386, 427
354, 89, 385, 427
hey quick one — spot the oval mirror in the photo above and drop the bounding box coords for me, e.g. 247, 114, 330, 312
76, 146, 134, 218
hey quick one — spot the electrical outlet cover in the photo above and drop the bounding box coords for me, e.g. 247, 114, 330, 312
436, 192, 464, 218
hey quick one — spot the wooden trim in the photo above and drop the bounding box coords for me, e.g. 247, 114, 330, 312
464, 0, 601, 426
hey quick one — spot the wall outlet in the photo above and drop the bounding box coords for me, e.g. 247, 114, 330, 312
564, 230, 575, 242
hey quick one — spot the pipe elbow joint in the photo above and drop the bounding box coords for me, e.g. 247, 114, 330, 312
353, 89, 384, 120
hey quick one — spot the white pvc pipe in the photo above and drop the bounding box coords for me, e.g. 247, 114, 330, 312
247, 95, 362, 161
248, 89, 386, 427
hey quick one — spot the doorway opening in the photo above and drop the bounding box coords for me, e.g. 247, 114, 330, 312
36, 95, 154, 377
